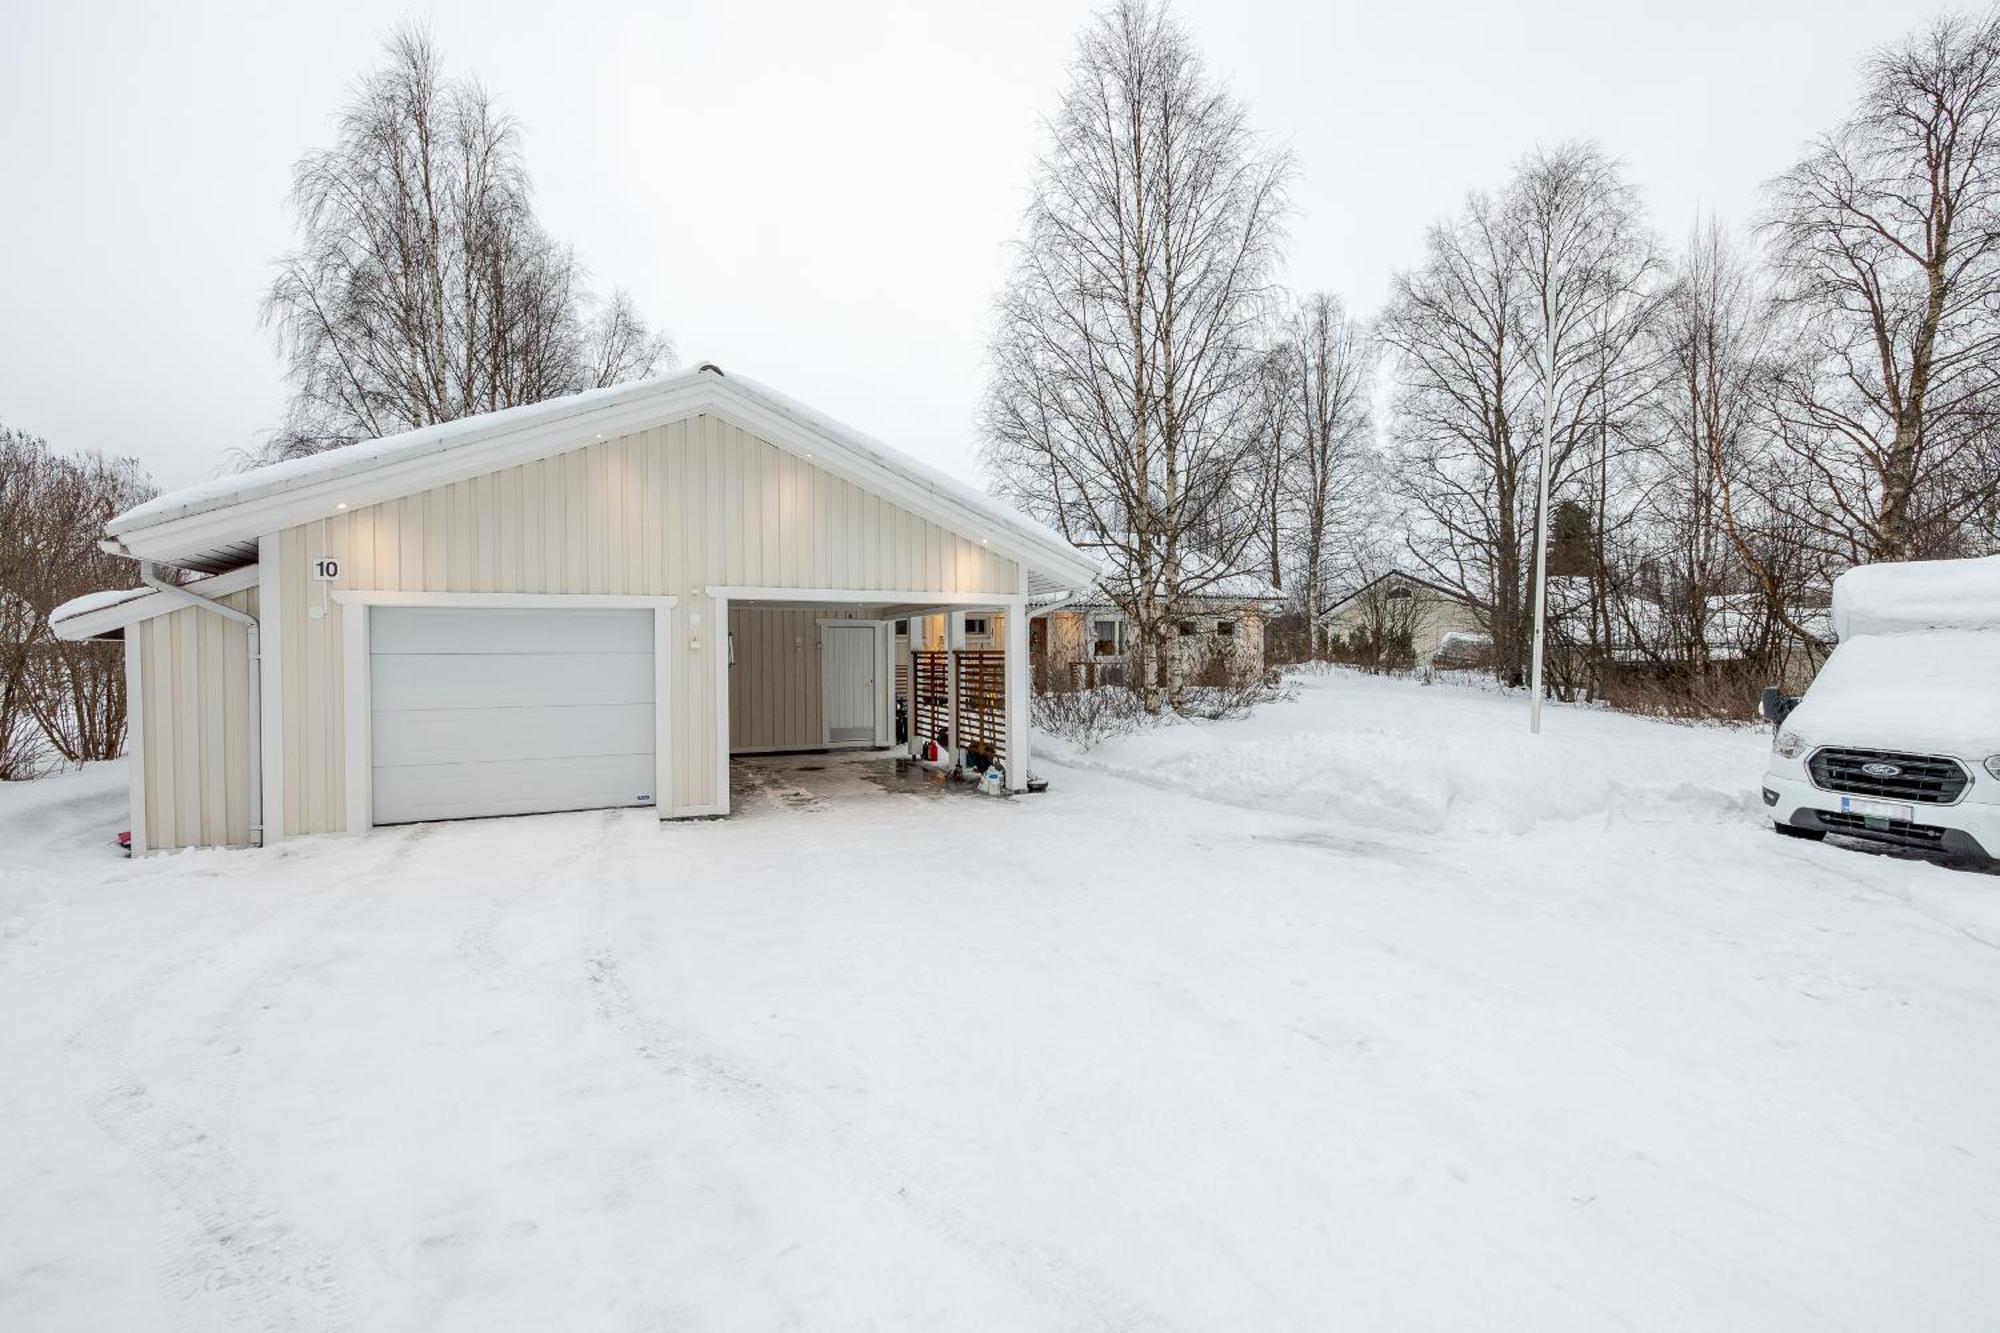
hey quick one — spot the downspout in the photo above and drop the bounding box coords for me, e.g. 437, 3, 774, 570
139, 561, 264, 847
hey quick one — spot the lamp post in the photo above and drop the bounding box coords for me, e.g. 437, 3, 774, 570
1529, 283, 1557, 735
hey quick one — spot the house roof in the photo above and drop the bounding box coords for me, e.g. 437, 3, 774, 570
100, 364, 1101, 594
1322, 570, 1478, 617
1069, 548, 1285, 608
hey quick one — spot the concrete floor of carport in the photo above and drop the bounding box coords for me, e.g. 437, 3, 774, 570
728, 750, 1016, 815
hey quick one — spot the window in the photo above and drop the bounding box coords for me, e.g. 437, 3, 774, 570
1386, 586, 1414, 601
894, 619, 909, 635
1091, 617, 1122, 657
1176, 620, 1198, 636
963, 616, 989, 637
1215, 621, 1236, 638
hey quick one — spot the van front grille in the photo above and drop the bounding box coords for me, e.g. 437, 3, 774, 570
1807, 748, 1969, 805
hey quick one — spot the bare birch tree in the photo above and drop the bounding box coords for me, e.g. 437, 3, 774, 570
1382, 144, 1656, 688
262, 25, 672, 461
1763, 10, 2000, 565
982, 0, 1292, 711
1268, 293, 1373, 651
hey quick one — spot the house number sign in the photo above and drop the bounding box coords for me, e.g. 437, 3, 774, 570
311, 557, 342, 582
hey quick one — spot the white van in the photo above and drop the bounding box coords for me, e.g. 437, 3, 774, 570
1760, 555, 2000, 866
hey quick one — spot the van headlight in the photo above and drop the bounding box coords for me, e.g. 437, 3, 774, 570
1986, 754, 2000, 780
1773, 730, 1807, 760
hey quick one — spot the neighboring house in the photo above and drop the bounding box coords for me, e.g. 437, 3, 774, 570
51, 365, 1098, 852
1034, 569, 1283, 689
1321, 571, 1487, 666
1554, 585, 1830, 693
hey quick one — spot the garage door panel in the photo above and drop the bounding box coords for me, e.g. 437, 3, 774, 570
368, 606, 659, 825
372, 607, 654, 655
371, 754, 656, 825
372, 652, 653, 712
372, 702, 654, 768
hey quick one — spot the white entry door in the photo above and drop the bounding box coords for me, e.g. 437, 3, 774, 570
821, 623, 878, 747
370, 606, 656, 824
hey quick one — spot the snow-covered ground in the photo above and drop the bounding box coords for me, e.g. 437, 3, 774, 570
3, 670, 1997, 1330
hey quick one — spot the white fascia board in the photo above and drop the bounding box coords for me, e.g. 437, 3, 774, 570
50, 565, 262, 640
708, 586, 1025, 607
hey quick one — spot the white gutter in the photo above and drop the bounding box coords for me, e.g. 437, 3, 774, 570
139, 561, 264, 847
1026, 590, 1080, 615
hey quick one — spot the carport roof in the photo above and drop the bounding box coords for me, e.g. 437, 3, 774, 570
101, 365, 1102, 594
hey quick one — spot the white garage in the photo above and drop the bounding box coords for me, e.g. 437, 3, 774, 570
365, 604, 667, 825
52, 365, 1100, 851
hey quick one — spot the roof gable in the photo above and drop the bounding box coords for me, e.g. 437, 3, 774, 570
104, 367, 1099, 591
1324, 570, 1478, 616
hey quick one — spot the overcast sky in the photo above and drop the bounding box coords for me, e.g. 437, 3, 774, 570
1, 0, 1926, 494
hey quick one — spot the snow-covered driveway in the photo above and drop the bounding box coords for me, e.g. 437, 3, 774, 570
3, 672, 1997, 1330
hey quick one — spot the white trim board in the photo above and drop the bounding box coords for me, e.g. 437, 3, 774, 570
257, 535, 284, 844
331, 591, 680, 829
123, 626, 147, 855
712, 586, 1025, 608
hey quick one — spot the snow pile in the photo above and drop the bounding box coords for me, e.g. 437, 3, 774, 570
1785, 629, 2000, 755
1831, 554, 2000, 640
1043, 670, 1767, 837
6, 704, 2000, 1328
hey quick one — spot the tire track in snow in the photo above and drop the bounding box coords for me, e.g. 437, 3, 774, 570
64, 826, 434, 1332
455, 812, 621, 988
569, 834, 1184, 1332
589, 948, 1182, 1331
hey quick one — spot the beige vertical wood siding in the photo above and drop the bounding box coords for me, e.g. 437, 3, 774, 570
727, 607, 828, 751
134, 587, 259, 849
275, 412, 1020, 832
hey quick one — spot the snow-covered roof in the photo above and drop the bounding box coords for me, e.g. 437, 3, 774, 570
1323, 570, 1477, 616
1585, 590, 1831, 662
1066, 546, 1284, 608
48, 565, 261, 641
1831, 555, 2000, 641
102, 365, 1101, 593
50, 587, 149, 623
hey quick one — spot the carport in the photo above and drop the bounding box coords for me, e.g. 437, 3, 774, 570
717, 589, 1030, 785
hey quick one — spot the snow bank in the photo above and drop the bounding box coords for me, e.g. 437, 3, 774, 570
1831, 554, 2000, 640
1043, 670, 1767, 838
1786, 630, 2000, 756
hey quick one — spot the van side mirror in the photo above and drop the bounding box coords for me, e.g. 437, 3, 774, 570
1758, 685, 1798, 724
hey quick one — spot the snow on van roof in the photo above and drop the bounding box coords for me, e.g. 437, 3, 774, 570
1831, 555, 2000, 640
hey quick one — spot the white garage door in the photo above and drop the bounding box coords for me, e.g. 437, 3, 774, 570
370, 607, 657, 825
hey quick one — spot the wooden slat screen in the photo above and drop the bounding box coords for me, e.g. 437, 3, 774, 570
911, 651, 951, 749
955, 650, 1007, 763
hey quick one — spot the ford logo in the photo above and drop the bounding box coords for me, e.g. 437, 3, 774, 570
1861, 762, 1902, 778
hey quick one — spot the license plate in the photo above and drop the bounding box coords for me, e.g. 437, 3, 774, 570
1839, 795, 1912, 824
